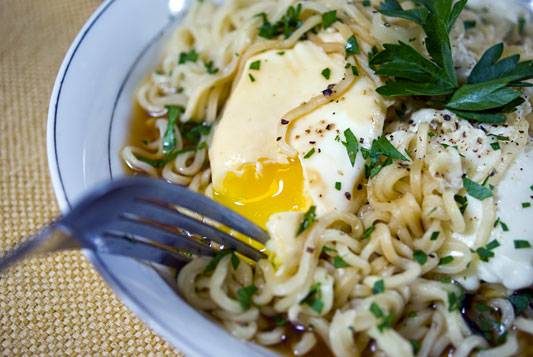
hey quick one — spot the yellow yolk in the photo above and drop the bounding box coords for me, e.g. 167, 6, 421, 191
212, 158, 310, 229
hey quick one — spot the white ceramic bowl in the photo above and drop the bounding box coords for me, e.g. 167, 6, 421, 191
46, 0, 274, 355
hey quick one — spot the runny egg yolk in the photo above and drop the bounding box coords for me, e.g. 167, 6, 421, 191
212, 158, 310, 229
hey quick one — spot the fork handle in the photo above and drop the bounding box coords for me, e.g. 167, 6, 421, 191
0, 223, 78, 274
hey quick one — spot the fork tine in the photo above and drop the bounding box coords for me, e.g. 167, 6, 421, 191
105, 217, 215, 257
136, 180, 269, 244
95, 232, 192, 267
125, 201, 266, 261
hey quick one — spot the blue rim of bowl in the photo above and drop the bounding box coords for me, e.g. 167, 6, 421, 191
45, 1, 212, 356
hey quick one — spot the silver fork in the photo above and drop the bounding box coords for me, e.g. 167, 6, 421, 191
0, 177, 268, 273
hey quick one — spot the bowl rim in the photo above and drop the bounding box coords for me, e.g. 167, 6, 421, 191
46, 1, 273, 356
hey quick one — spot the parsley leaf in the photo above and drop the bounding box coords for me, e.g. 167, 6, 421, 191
204, 249, 233, 273
430, 231, 440, 241
413, 250, 428, 265
249, 60, 261, 70
514, 240, 531, 249
363, 225, 375, 239
373, 1, 532, 123
448, 290, 464, 312
178, 49, 199, 64
297, 206, 317, 235
379, 0, 428, 25
333, 256, 350, 268
463, 177, 493, 200
321, 67, 331, 80
373, 280, 385, 294
342, 128, 359, 166
162, 105, 184, 155
237, 285, 258, 310
476, 240, 500, 262
304, 148, 316, 159
300, 283, 324, 314
345, 35, 360, 56
204, 60, 219, 74
257, 4, 303, 39
322, 10, 337, 29
439, 255, 454, 265
509, 292, 532, 314
335, 182, 342, 191
455, 194, 468, 214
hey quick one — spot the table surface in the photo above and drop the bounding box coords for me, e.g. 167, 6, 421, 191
0, 1, 180, 355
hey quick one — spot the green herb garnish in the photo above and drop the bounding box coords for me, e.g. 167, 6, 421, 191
333, 256, 350, 269
162, 105, 185, 155
297, 206, 317, 235
321, 67, 331, 80
454, 194, 468, 214
248, 73, 256, 82
342, 128, 359, 167
522, 202, 531, 208
322, 10, 337, 29
374, 0, 533, 123
430, 231, 440, 241
304, 148, 316, 159
178, 49, 199, 64
447, 290, 463, 312
413, 250, 428, 265
363, 225, 375, 239
300, 283, 324, 314
463, 177, 493, 200
345, 35, 360, 56
249, 60, 261, 70
410, 340, 421, 354
476, 240, 500, 262
204, 60, 219, 74
257, 4, 303, 39
514, 240, 531, 249
335, 182, 342, 191
205, 250, 234, 273
373, 280, 385, 294
509, 292, 532, 314
464, 20, 476, 30
439, 255, 454, 265
490, 142, 501, 150
237, 285, 258, 310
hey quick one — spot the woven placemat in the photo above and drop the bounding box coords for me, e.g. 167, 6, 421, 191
0, 1, 180, 355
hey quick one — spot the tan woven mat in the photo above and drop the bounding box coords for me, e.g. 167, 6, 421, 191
0, 1, 180, 355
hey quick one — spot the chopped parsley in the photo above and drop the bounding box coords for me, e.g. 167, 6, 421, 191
454, 194, 468, 214
495, 218, 509, 232
373, 280, 385, 294
363, 225, 375, 239
463, 177, 493, 200
514, 240, 531, 249
490, 142, 501, 150
300, 283, 324, 314
447, 290, 464, 312
369, 302, 393, 332
162, 105, 184, 155
509, 292, 532, 314
342, 128, 359, 167
430, 231, 440, 241
297, 206, 317, 235
362, 0, 371, 6
322, 10, 337, 29
237, 285, 258, 310
333, 256, 350, 268
321, 67, 331, 80
335, 182, 342, 191
249, 60, 261, 70
204, 60, 219, 74
178, 49, 199, 64
248, 73, 256, 82
361, 136, 408, 178
476, 240, 500, 262
413, 250, 428, 265
204, 249, 234, 273
345, 35, 360, 56
518, 16, 526, 35
373, 0, 533, 124
439, 255, 454, 265
522, 202, 531, 208
464, 20, 476, 30
273, 315, 288, 326
410, 340, 421, 354
304, 148, 316, 159
257, 4, 303, 39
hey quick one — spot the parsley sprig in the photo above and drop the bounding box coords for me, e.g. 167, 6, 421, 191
373, 0, 533, 123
